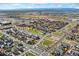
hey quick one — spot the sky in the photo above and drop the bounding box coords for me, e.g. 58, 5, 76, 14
0, 3, 79, 10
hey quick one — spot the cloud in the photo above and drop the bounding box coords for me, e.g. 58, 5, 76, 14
0, 3, 79, 10
10, 4, 21, 6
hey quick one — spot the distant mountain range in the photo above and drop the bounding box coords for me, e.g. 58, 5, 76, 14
0, 8, 79, 13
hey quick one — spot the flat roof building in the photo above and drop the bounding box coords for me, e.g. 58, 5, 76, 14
0, 21, 13, 30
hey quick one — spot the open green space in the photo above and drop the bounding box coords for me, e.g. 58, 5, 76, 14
25, 52, 35, 56
42, 39, 52, 46
40, 36, 53, 47
26, 27, 43, 35
0, 33, 3, 38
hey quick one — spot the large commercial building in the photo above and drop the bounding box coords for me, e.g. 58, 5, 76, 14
0, 21, 13, 30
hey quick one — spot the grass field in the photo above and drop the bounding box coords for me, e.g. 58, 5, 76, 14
42, 39, 52, 46
0, 33, 3, 38
25, 51, 35, 56
26, 27, 43, 35
40, 36, 53, 47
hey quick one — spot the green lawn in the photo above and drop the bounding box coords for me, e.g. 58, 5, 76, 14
41, 36, 53, 46
53, 31, 63, 36
25, 52, 35, 56
26, 27, 43, 35
0, 33, 3, 38
42, 39, 52, 46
